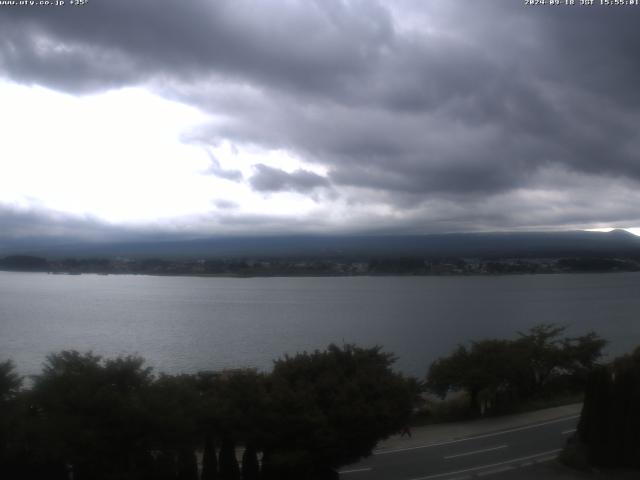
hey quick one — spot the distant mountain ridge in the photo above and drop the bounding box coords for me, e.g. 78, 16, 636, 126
1, 229, 639, 260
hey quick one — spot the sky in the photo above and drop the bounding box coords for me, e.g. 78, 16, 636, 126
1, 0, 639, 242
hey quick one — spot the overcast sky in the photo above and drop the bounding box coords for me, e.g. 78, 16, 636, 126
1, 0, 639, 242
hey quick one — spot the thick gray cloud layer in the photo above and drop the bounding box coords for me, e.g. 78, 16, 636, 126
250, 164, 329, 193
0, 205, 133, 245
1, 0, 640, 236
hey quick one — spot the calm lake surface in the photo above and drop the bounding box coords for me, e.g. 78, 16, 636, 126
1, 271, 639, 377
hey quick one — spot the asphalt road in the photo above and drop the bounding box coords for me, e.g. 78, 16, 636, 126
339, 414, 579, 480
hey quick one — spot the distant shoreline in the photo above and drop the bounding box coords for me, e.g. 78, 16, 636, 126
0, 268, 637, 280
2, 253, 639, 278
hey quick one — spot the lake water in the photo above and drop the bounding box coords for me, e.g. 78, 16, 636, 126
1, 271, 639, 378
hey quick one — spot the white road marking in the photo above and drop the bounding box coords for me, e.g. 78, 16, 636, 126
561, 429, 577, 435
374, 415, 579, 456
339, 467, 373, 474
406, 448, 562, 480
444, 445, 508, 460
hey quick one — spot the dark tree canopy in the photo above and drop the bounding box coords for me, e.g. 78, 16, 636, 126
578, 346, 640, 469
427, 324, 606, 415
262, 344, 420, 477
29, 351, 156, 480
0, 345, 420, 480
0, 360, 23, 473
0, 360, 21, 402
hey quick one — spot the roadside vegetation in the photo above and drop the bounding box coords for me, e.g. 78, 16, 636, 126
0, 345, 419, 480
562, 346, 640, 471
1, 324, 628, 478
423, 324, 606, 420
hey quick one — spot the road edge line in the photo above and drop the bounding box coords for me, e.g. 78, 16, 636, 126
374, 415, 579, 455
406, 448, 562, 480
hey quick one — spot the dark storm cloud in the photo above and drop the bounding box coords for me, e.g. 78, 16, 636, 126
172, 1, 640, 204
249, 164, 329, 193
1, 0, 640, 233
0, 0, 393, 95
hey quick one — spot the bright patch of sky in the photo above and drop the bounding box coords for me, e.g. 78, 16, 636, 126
0, 80, 324, 225
585, 228, 640, 236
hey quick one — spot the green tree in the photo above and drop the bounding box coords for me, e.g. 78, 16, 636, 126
577, 347, 640, 468
560, 331, 608, 381
218, 437, 240, 480
2, 345, 422, 479
197, 369, 268, 447
196, 369, 269, 480
427, 325, 606, 415
241, 443, 260, 480
0, 360, 23, 477
427, 340, 517, 413
0, 360, 21, 402
261, 344, 419, 479
513, 325, 606, 398
513, 324, 567, 396
145, 373, 201, 480
177, 448, 198, 480
29, 351, 156, 480
201, 435, 218, 480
